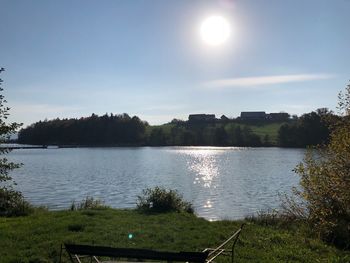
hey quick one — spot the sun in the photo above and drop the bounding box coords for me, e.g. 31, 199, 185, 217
200, 16, 231, 46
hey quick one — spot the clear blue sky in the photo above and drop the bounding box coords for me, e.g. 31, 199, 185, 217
1, 0, 349, 126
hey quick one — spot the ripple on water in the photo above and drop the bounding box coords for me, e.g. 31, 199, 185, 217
9, 147, 304, 219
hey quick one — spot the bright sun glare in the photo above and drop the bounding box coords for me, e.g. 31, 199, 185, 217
200, 15, 231, 46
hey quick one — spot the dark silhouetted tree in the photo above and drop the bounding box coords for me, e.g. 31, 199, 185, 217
0, 68, 31, 216
278, 109, 334, 147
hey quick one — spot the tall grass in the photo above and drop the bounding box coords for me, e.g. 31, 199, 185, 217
69, 197, 108, 211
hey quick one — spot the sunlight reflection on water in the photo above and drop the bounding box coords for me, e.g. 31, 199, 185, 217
167, 146, 303, 221
174, 147, 241, 188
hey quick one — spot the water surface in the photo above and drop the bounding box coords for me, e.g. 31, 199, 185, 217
8, 147, 304, 220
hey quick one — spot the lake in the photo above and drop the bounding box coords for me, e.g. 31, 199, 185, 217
8, 147, 304, 220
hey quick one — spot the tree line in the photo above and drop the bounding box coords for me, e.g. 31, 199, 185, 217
278, 108, 336, 147
18, 109, 336, 147
148, 123, 263, 146
18, 114, 264, 146
18, 114, 147, 146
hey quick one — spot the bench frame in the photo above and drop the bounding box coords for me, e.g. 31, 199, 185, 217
203, 223, 244, 263
61, 244, 208, 263
60, 224, 244, 263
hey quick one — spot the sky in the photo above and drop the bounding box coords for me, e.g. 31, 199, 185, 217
1, 0, 350, 127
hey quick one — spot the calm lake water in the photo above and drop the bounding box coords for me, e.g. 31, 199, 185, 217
8, 147, 304, 220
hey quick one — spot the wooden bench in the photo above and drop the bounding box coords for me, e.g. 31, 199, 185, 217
60, 224, 244, 263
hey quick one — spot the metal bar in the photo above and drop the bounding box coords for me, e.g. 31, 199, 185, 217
208, 226, 243, 257
93, 256, 101, 263
206, 249, 225, 263
67, 250, 75, 263
59, 244, 63, 263
203, 249, 231, 256
231, 224, 244, 263
74, 255, 83, 263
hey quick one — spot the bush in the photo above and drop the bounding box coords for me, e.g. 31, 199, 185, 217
288, 84, 350, 248
0, 68, 30, 217
70, 197, 108, 210
137, 187, 194, 213
0, 188, 33, 216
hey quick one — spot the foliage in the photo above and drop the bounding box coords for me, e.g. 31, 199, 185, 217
69, 196, 109, 211
18, 113, 148, 145
0, 188, 33, 216
149, 127, 167, 145
18, 113, 291, 147
291, 84, 350, 248
137, 186, 193, 213
278, 108, 334, 147
148, 122, 265, 147
18, 103, 336, 148
0, 68, 31, 216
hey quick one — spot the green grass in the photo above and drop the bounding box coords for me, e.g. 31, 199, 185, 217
0, 209, 349, 262
224, 122, 285, 145
249, 122, 286, 144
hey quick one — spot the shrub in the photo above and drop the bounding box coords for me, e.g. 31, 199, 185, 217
0, 188, 33, 216
137, 186, 194, 213
0, 68, 30, 217
288, 84, 350, 248
70, 197, 108, 211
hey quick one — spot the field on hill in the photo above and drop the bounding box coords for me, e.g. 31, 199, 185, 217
147, 121, 286, 146
248, 122, 285, 144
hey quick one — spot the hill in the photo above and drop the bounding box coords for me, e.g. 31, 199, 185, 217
17, 110, 333, 148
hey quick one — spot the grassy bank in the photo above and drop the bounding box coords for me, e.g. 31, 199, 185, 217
0, 209, 349, 262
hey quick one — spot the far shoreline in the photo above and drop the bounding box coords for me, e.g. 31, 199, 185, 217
3, 143, 306, 149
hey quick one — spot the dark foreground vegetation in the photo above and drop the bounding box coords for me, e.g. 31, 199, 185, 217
288, 85, 350, 248
17, 108, 335, 148
1, 185, 349, 262
0, 68, 32, 217
0, 208, 349, 263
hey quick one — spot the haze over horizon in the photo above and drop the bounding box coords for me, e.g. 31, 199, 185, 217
1, 0, 349, 127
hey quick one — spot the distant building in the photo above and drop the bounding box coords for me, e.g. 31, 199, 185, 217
240, 111, 266, 120
220, 115, 229, 122
188, 114, 216, 122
